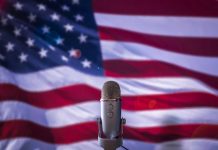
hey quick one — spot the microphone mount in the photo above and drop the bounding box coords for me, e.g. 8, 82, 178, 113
97, 117, 126, 150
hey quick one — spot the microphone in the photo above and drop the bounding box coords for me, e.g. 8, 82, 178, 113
97, 81, 126, 150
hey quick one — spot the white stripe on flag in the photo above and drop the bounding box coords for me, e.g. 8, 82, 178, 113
0, 67, 217, 95
1, 138, 218, 150
100, 40, 218, 77
95, 13, 218, 38
1, 101, 218, 128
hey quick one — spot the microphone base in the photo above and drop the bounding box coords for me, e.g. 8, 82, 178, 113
98, 136, 122, 150
97, 117, 126, 150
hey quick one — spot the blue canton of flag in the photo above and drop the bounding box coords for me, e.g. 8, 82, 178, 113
0, 0, 103, 75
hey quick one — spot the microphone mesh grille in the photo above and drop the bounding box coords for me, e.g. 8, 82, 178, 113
101, 81, 121, 100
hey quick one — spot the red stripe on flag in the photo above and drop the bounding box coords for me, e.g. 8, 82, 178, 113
104, 60, 218, 89
99, 27, 218, 56
123, 92, 218, 110
0, 84, 99, 108
1, 84, 218, 110
93, 0, 218, 17
1, 121, 218, 143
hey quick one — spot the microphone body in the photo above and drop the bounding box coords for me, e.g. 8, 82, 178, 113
97, 81, 125, 150
101, 98, 121, 139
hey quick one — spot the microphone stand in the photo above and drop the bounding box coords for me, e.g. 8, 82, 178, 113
97, 118, 126, 150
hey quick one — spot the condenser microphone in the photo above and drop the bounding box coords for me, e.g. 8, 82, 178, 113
97, 81, 126, 150
101, 81, 121, 138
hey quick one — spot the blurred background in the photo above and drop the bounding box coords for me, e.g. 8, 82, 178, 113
0, 0, 218, 149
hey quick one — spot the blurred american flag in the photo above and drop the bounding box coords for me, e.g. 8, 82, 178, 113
0, 0, 218, 149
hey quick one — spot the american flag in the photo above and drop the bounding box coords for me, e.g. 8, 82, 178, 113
0, 0, 218, 149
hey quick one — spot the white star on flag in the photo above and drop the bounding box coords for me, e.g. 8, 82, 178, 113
42, 25, 50, 34
55, 37, 64, 45
5, 42, 14, 52
62, 5, 70, 11
72, 0, 79, 5
37, 4, 46, 11
78, 34, 87, 43
1, 18, 8, 26
39, 48, 48, 58
69, 49, 81, 58
28, 13, 36, 22
61, 55, 69, 62
50, 13, 60, 21
14, 2, 23, 11
7, 14, 14, 20
64, 24, 74, 32
19, 53, 28, 63
75, 14, 84, 22
81, 59, 91, 68
0, 54, 5, 60
14, 28, 21, 36
26, 38, 35, 47
48, 45, 55, 51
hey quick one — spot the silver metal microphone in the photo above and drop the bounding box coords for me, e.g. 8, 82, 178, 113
101, 81, 121, 139
97, 81, 126, 150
